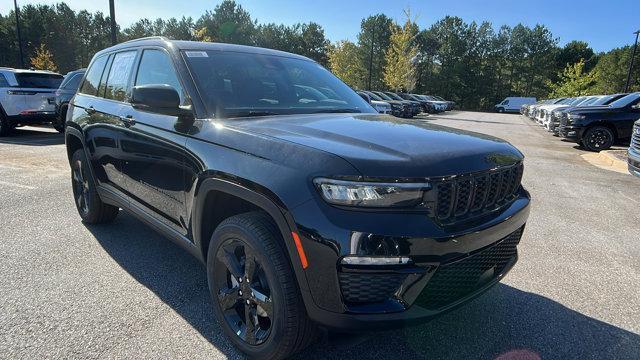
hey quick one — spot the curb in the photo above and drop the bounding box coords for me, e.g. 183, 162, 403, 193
580, 150, 629, 174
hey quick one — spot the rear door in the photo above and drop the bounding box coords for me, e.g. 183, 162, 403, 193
73, 50, 138, 196
118, 48, 191, 236
14, 72, 63, 114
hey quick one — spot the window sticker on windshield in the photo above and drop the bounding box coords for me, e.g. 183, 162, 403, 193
185, 51, 208, 58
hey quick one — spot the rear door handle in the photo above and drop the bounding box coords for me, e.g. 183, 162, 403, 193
84, 106, 96, 115
121, 115, 136, 127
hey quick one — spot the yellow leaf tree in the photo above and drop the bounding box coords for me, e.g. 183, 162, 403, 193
30, 44, 58, 72
383, 10, 418, 92
328, 40, 366, 89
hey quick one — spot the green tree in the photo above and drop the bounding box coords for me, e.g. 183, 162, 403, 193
556, 40, 596, 71
357, 14, 394, 90
196, 0, 256, 45
591, 46, 640, 93
548, 59, 597, 97
328, 40, 366, 89
383, 11, 418, 91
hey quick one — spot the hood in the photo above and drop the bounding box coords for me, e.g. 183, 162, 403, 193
567, 105, 614, 114
371, 100, 390, 107
229, 114, 523, 178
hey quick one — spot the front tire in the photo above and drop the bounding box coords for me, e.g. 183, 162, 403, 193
497, 107, 505, 113
70, 149, 119, 223
582, 126, 614, 152
207, 212, 317, 359
0, 112, 12, 136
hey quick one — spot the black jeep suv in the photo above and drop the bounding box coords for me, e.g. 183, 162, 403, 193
558, 92, 640, 151
65, 37, 531, 359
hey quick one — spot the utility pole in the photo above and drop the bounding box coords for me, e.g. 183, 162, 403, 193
625, 30, 640, 93
109, 0, 117, 45
13, 0, 25, 68
367, 24, 375, 91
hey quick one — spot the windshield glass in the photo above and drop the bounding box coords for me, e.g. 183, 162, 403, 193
15, 73, 63, 89
374, 92, 394, 101
183, 50, 374, 118
591, 95, 615, 105
365, 91, 384, 101
385, 92, 404, 101
609, 92, 640, 108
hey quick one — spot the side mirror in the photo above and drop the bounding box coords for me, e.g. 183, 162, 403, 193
131, 84, 181, 115
631, 104, 640, 111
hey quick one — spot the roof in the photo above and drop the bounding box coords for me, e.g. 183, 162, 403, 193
0, 67, 61, 76
95, 36, 313, 62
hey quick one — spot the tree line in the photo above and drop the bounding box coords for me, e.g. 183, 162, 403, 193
1, 1, 638, 111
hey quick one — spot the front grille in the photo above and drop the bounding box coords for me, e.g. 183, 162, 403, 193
632, 124, 640, 152
415, 227, 523, 310
431, 163, 523, 225
339, 272, 407, 303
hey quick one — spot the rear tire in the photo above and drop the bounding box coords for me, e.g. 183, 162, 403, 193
207, 212, 318, 359
582, 126, 614, 152
54, 106, 67, 133
0, 112, 12, 137
70, 149, 119, 223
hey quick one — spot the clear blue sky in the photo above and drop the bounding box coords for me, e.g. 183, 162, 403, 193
4, 0, 639, 52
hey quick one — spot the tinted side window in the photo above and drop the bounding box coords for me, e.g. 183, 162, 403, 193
104, 51, 137, 102
64, 73, 83, 90
0, 74, 9, 87
135, 49, 184, 103
79, 56, 108, 96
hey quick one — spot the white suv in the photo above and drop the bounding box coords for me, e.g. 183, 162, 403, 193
0, 67, 64, 136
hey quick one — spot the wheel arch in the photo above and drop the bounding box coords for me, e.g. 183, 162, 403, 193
192, 177, 310, 293
65, 127, 85, 162
584, 121, 619, 140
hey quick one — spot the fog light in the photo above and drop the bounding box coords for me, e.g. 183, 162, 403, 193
341, 256, 411, 266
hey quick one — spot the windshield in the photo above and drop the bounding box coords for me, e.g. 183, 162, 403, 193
591, 95, 616, 105
365, 91, 384, 101
15, 73, 63, 89
385, 92, 404, 101
609, 92, 640, 108
183, 50, 374, 118
374, 91, 394, 101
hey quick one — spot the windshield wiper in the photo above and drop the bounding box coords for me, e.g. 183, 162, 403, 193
224, 110, 280, 118
310, 108, 362, 114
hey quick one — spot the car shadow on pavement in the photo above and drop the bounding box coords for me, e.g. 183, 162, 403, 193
86, 213, 640, 360
0, 127, 64, 146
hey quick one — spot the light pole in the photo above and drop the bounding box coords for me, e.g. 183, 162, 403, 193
109, 0, 117, 45
13, 0, 24, 68
624, 30, 640, 93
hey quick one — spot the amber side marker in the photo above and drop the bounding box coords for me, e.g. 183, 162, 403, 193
291, 232, 308, 269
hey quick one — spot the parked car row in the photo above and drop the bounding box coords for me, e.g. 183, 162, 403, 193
520, 92, 640, 152
357, 90, 454, 118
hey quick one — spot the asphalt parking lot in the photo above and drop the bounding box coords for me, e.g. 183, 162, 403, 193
1, 112, 639, 359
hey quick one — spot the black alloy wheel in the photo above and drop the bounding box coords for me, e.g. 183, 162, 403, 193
583, 126, 614, 151
72, 158, 90, 216
214, 238, 273, 345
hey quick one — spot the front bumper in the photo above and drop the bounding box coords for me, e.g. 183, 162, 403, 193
290, 188, 530, 330
628, 148, 640, 177
558, 124, 583, 141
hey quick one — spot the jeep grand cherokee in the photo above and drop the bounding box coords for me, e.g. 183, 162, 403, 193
65, 37, 531, 359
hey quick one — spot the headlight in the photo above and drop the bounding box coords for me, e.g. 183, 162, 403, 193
568, 114, 585, 120
313, 178, 429, 207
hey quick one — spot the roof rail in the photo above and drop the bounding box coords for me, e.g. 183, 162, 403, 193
121, 36, 169, 44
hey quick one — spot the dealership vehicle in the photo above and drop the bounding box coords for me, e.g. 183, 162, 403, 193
65, 37, 531, 359
363, 90, 405, 117
397, 92, 434, 113
495, 97, 536, 113
548, 94, 626, 134
430, 95, 455, 110
558, 92, 640, 151
383, 91, 421, 116
527, 98, 565, 120
414, 94, 446, 113
357, 91, 391, 114
0, 67, 64, 136
629, 120, 640, 177
54, 69, 85, 132
372, 91, 414, 118
535, 97, 576, 124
